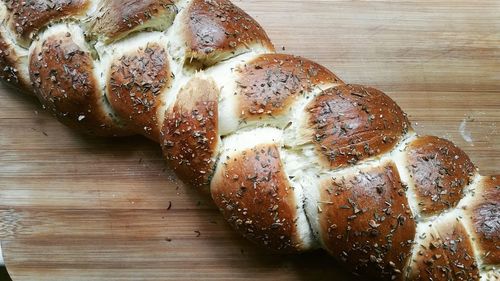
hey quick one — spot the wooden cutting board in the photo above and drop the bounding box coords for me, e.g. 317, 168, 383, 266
1, 1, 499, 280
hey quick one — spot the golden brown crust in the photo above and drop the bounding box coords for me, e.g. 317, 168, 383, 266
29, 30, 128, 136
89, 0, 177, 43
162, 76, 220, 189
211, 144, 302, 252
235, 53, 343, 119
0, 31, 31, 92
408, 219, 479, 281
183, 0, 274, 65
464, 176, 499, 266
406, 136, 476, 216
0, 1, 495, 279
319, 162, 416, 280
5, 0, 90, 44
108, 43, 172, 141
307, 84, 410, 169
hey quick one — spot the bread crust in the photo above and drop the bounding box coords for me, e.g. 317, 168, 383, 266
405, 136, 476, 216
235, 54, 343, 119
211, 144, 304, 252
108, 43, 173, 141
29, 27, 128, 136
0, 1, 497, 280
183, 0, 275, 65
162, 76, 220, 189
319, 162, 416, 280
307, 85, 410, 169
5, 0, 90, 45
89, 0, 177, 43
0, 31, 30, 92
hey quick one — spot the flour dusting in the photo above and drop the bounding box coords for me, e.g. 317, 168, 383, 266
459, 118, 474, 145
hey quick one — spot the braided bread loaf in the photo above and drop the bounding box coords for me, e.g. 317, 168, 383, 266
0, 0, 498, 280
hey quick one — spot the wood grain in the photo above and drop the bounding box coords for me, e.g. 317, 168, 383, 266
0, 0, 499, 280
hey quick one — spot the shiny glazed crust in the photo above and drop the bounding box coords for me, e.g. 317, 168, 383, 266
0, 0, 497, 280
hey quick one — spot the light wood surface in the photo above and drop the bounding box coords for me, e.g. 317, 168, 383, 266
1, 1, 499, 280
